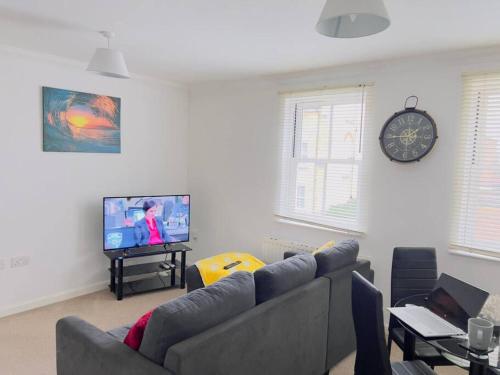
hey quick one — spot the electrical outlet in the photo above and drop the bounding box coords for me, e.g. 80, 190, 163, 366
10, 256, 30, 268
191, 229, 199, 241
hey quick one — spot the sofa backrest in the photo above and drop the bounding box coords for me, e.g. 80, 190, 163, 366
139, 271, 255, 365
253, 252, 317, 304
164, 277, 330, 375
314, 239, 359, 277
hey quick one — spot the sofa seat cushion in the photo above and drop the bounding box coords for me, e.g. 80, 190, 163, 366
254, 252, 317, 304
107, 324, 131, 342
139, 271, 255, 365
315, 239, 359, 277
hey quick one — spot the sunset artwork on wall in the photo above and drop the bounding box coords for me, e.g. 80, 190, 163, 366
42, 87, 121, 153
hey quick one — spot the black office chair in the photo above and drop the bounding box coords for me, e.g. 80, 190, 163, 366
388, 247, 453, 368
351, 271, 436, 375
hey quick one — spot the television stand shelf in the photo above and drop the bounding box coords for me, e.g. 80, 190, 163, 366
104, 244, 192, 300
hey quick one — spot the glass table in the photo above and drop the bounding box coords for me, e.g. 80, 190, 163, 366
391, 295, 500, 375
429, 337, 499, 375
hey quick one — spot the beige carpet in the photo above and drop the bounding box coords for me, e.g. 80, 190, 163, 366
0, 288, 466, 375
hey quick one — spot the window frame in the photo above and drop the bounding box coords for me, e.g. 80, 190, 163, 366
276, 86, 370, 233
450, 73, 500, 260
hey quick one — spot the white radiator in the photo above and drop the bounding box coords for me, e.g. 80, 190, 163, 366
261, 237, 317, 264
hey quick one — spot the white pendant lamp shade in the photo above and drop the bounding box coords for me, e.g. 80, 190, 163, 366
87, 31, 130, 79
87, 48, 130, 78
316, 0, 390, 38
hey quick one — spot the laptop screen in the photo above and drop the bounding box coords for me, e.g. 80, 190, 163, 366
426, 273, 489, 331
426, 287, 469, 331
433, 273, 489, 318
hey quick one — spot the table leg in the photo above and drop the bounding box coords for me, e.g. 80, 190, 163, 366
468, 362, 487, 375
403, 329, 416, 361
180, 251, 186, 289
117, 257, 123, 301
171, 252, 177, 287
110, 258, 116, 293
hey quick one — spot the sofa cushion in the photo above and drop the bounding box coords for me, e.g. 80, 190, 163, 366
139, 271, 255, 365
314, 239, 359, 277
254, 252, 317, 304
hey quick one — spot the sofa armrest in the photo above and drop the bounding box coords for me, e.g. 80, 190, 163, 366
324, 259, 371, 283
186, 264, 204, 292
56, 316, 172, 375
368, 268, 375, 283
322, 260, 373, 369
283, 250, 307, 259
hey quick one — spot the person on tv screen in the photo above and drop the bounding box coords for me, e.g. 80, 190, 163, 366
134, 200, 174, 246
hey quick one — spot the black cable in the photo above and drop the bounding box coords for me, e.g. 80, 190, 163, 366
157, 272, 168, 288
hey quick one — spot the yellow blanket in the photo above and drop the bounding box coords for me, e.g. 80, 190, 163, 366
195, 252, 266, 287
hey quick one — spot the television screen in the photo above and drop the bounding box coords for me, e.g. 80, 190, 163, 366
103, 195, 190, 251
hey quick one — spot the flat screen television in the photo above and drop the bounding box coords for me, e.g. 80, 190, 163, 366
103, 195, 190, 251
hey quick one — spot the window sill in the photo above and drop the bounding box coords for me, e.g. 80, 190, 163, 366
274, 216, 365, 237
448, 248, 500, 264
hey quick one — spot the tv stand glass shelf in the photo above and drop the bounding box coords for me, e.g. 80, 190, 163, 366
104, 244, 192, 300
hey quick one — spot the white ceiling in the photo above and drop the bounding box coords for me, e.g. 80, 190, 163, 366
1, 0, 500, 83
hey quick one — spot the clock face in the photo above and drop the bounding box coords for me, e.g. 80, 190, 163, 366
379, 109, 437, 162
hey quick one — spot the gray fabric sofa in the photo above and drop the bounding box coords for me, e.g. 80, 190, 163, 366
57, 240, 372, 375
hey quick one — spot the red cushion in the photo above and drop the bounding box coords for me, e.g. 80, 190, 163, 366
123, 310, 154, 350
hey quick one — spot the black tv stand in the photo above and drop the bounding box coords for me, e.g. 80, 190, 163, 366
104, 244, 192, 300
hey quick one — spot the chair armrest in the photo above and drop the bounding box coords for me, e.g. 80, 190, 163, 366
56, 316, 172, 375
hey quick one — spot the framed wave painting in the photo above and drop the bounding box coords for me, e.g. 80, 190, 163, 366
42, 87, 121, 153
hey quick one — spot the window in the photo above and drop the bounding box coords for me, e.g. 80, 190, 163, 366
450, 73, 500, 258
276, 85, 373, 233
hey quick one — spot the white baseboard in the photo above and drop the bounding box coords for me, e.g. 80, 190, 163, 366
0, 280, 108, 319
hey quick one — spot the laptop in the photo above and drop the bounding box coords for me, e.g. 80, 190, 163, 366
432, 273, 489, 322
388, 273, 489, 338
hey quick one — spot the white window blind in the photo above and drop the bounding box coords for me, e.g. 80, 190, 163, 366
276, 85, 373, 233
450, 73, 500, 258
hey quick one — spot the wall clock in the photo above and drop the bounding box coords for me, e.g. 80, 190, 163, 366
379, 96, 438, 162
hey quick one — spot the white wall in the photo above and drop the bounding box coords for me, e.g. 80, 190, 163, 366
188, 47, 500, 307
2, 44, 499, 318
0, 47, 189, 316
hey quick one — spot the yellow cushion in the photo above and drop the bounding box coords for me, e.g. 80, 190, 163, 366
195, 252, 266, 287
313, 240, 336, 255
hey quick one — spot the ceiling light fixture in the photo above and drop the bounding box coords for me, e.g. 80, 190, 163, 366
316, 0, 390, 38
87, 31, 130, 79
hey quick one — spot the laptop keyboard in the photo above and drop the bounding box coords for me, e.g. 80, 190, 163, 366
390, 306, 465, 337
413, 309, 456, 331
